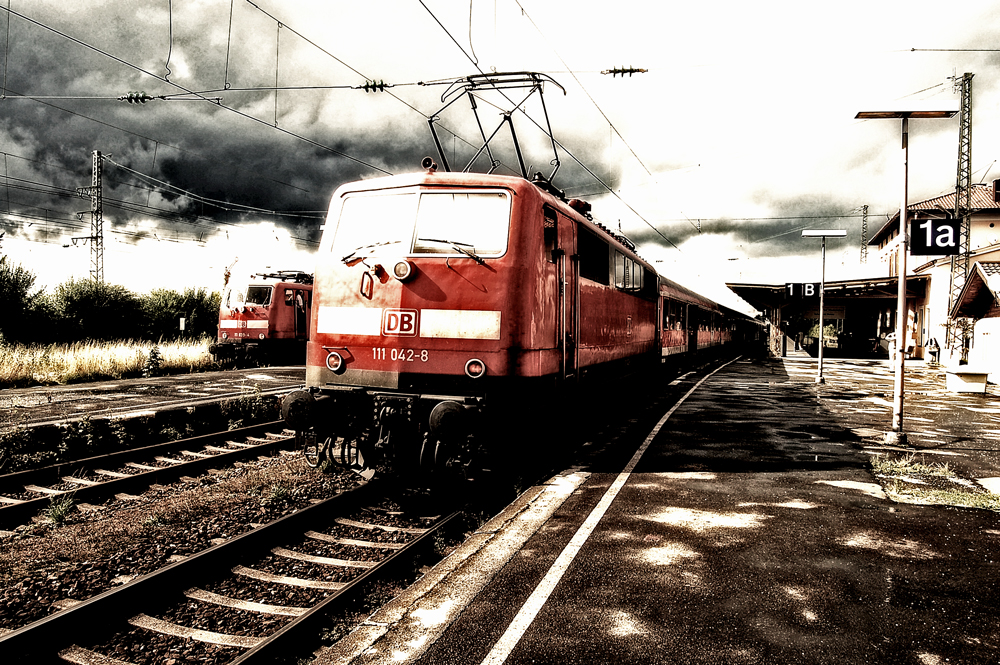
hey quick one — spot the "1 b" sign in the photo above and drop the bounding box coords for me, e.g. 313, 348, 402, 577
786, 283, 820, 298
910, 218, 960, 256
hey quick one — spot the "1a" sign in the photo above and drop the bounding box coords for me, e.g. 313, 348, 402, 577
910, 218, 960, 256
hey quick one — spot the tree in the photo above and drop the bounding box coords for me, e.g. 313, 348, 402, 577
0, 255, 40, 343
141, 287, 221, 339
49, 278, 143, 341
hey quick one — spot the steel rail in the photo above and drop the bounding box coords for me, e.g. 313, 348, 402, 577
1, 481, 459, 663
232, 509, 461, 665
0, 421, 293, 530
7, 383, 301, 431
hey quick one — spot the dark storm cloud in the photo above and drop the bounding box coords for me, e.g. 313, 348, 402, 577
0, 3, 469, 247
0, 2, 609, 251
626, 190, 866, 259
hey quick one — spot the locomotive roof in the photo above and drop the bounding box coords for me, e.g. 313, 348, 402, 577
243, 270, 314, 285
330, 170, 753, 321
658, 276, 725, 313
331, 169, 651, 269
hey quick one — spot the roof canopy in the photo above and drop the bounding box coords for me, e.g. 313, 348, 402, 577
951, 262, 1000, 319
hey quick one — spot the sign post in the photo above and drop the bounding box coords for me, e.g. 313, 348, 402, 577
802, 230, 846, 384
855, 102, 959, 445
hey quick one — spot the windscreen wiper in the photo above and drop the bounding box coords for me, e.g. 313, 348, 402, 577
341, 240, 402, 265
417, 237, 486, 266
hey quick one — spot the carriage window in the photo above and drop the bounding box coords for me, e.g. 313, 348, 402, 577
578, 229, 610, 284
543, 206, 558, 263
663, 300, 687, 330
614, 252, 646, 291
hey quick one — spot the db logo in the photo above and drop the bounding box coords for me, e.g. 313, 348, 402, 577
382, 309, 418, 336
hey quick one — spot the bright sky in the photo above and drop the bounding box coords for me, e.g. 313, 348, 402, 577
2, 1, 999, 313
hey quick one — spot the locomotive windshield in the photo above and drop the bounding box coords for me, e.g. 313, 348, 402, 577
225, 284, 272, 308
328, 190, 510, 259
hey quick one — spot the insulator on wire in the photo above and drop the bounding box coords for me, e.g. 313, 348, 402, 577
601, 67, 648, 77
360, 80, 388, 93
118, 91, 154, 104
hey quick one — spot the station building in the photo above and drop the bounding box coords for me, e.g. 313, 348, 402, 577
728, 181, 1000, 375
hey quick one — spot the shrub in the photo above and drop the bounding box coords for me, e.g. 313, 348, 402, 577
142, 287, 221, 340
48, 278, 143, 342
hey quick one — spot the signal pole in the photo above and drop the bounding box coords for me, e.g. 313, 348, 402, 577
947, 72, 973, 359
859, 205, 869, 264
75, 150, 104, 283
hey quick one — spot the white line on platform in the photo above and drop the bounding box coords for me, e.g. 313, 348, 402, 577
480, 358, 738, 665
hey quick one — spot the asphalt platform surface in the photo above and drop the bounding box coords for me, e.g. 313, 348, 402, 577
319, 355, 1000, 665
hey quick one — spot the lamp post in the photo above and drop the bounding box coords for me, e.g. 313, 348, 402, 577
802, 230, 846, 384
856, 101, 958, 445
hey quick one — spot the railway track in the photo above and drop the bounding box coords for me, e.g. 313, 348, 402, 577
0, 422, 296, 531
1, 479, 459, 664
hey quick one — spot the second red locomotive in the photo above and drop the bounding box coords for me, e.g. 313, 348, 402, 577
211, 270, 313, 366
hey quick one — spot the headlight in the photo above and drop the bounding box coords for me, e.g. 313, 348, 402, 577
465, 359, 486, 378
392, 260, 414, 281
326, 350, 345, 374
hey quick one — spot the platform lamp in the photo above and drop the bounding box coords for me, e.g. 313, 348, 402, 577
855, 101, 959, 445
802, 229, 846, 384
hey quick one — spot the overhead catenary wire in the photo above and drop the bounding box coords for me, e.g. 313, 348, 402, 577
511, 0, 652, 177
223, 0, 235, 90
1, 1, 514, 194
417, 0, 680, 250
1, 0, 9, 98
0, 5, 392, 176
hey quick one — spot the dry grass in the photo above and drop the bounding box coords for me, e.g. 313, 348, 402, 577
872, 453, 1000, 512
884, 480, 1000, 511
871, 453, 955, 479
0, 338, 214, 387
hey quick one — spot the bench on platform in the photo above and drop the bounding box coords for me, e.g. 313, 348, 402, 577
945, 367, 990, 394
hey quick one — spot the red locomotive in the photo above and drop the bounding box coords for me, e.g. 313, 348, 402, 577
210, 270, 313, 366
280, 165, 756, 475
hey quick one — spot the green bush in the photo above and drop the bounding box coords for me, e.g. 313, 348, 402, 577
0, 253, 221, 346
142, 287, 221, 340
49, 278, 143, 342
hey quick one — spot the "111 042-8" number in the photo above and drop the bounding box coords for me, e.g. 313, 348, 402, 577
372, 348, 429, 362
